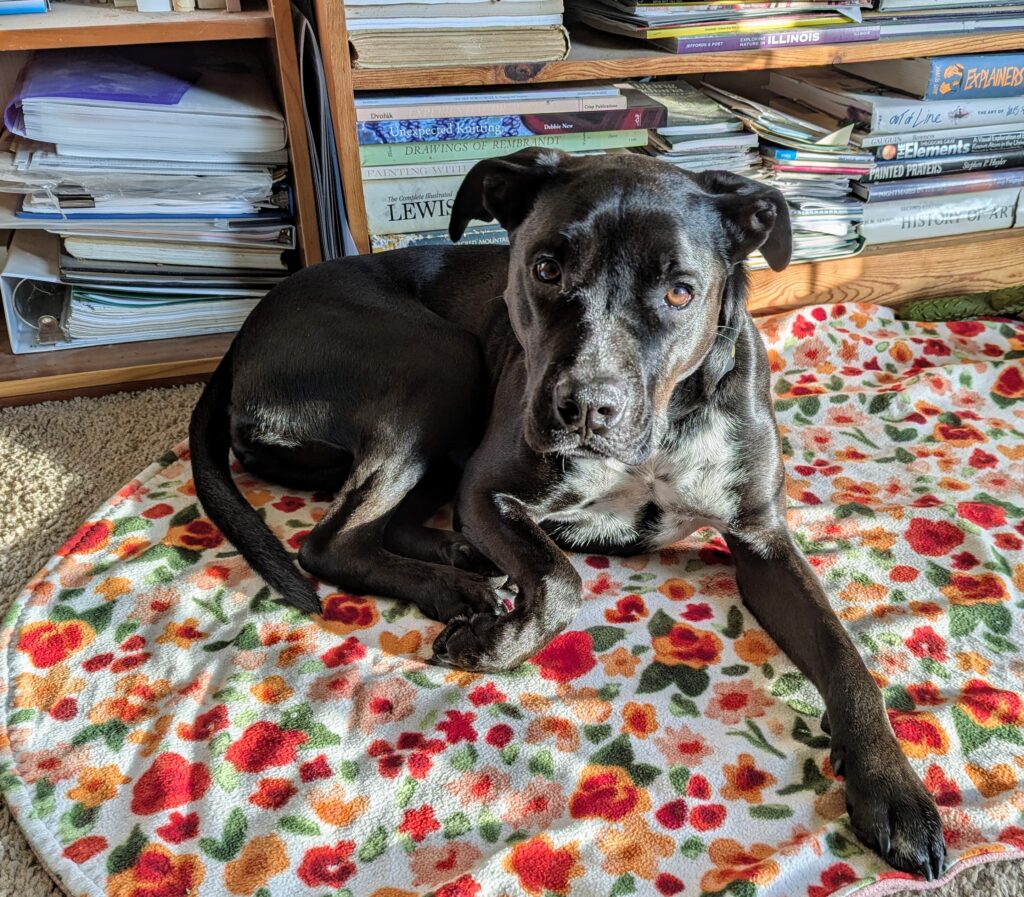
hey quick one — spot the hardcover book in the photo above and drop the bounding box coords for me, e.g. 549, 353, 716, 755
356, 87, 668, 144
858, 186, 1022, 243
357, 129, 649, 164
865, 148, 1024, 182
837, 53, 1024, 101
651, 23, 878, 54
852, 167, 1024, 202
769, 68, 1024, 136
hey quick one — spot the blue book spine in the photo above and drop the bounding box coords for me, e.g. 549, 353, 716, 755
0, 0, 49, 13
926, 54, 1024, 101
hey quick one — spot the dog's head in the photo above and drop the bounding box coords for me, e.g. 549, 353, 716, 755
449, 149, 791, 465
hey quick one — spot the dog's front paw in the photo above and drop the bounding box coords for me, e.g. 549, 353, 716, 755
842, 752, 945, 880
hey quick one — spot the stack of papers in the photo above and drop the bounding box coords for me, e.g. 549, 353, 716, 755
701, 80, 870, 266
0, 45, 295, 353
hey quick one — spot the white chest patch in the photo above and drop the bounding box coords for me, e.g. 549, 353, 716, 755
539, 411, 741, 549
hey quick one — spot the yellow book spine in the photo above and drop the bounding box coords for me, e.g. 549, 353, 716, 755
645, 15, 842, 39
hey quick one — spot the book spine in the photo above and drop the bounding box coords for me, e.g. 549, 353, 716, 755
856, 168, 1024, 202
858, 187, 1021, 244
870, 94, 1024, 137
866, 149, 1024, 182
357, 96, 626, 122
765, 148, 872, 163
661, 24, 879, 54
0, 0, 48, 11
866, 129, 1024, 160
357, 106, 666, 144
358, 129, 648, 165
926, 54, 1024, 101
364, 175, 465, 235
362, 161, 477, 181
370, 225, 508, 253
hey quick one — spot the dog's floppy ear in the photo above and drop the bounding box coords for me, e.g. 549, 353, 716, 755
695, 169, 792, 272
449, 148, 570, 242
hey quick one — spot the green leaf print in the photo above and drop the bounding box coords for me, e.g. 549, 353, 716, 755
199, 807, 247, 862
108, 825, 149, 875
587, 625, 626, 652
647, 609, 674, 638
358, 826, 388, 861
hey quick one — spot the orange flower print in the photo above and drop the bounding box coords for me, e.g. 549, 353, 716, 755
601, 646, 640, 678
224, 834, 288, 895
445, 766, 512, 808
89, 673, 172, 726
67, 764, 130, 809
164, 517, 224, 551
17, 619, 95, 668
942, 572, 1009, 605
700, 838, 780, 893
652, 623, 722, 668
410, 842, 482, 889
14, 662, 84, 713
156, 618, 208, 650
569, 765, 650, 822
621, 701, 658, 739
933, 422, 985, 446
596, 817, 674, 879
500, 777, 566, 831
107, 844, 204, 897
887, 710, 950, 758
965, 763, 1018, 799
504, 835, 583, 896
526, 715, 579, 753
733, 629, 778, 665
250, 675, 294, 705
309, 782, 369, 827
316, 593, 380, 636
957, 679, 1024, 729
657, 578, 695, 601
721, 754, 777, 804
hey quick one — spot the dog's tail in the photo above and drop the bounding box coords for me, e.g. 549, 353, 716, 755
189, 346, 322, 614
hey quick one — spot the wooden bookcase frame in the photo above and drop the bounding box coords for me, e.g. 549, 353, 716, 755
0, 0, 319, 403
315, 11, 1024, 316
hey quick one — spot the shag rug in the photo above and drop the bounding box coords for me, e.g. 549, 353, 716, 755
2, 304, 1024, 897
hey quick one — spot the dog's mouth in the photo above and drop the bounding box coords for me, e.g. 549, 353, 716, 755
525, 426, 652, 466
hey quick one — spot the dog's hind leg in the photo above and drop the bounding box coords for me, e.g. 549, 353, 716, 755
298, 448, 504, 623
383, 463, 502, 577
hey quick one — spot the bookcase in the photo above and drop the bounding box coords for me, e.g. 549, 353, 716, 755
315, 9, 1024, 315
0, 0, 318, 403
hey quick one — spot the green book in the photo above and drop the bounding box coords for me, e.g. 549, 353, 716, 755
359, 129, 648, 166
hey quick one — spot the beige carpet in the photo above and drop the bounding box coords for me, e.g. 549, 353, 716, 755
0, 383, 1021, 897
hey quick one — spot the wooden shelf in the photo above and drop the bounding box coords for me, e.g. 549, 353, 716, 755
0, 330, 231, 403
351, 26, 1024, 90
0, 0, 274, 51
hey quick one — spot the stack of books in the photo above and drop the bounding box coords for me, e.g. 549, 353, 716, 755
863, 0, 1024, 36
566, 0, 880, 55
0, 46, 293, 353
764, 57, 1024, 245
632, 80, 760, 176
700, 79, 871, 265
359, 82, 671, 250
345, 0, 570, 69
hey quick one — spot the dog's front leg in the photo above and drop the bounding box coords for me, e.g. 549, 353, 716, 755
725, 526, 945, 880
430, 489, 582, 672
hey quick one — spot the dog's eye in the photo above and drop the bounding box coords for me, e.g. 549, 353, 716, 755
534, 258, 561, 284
665, 284, 693, 308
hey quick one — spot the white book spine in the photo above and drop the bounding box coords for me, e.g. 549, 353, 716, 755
364, 175, 466, 235
869, 95, 1024, 136
859, 187, 1022, 244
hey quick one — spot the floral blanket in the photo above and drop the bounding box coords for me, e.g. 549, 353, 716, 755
2, 304, 1024, 897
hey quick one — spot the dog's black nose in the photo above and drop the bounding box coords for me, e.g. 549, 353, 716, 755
554, 376, 625, 436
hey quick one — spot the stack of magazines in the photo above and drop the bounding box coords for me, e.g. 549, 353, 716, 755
358, 82, 670, 250
763, 55, 1024, 245
566, 0, 880, 55
345, 0, 570, 69
863, 0, 1024, 36
0, 45, 294, 353
700, 79, 870, 265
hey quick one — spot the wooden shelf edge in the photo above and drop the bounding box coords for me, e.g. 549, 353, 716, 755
748, 229, 1024, 315
0, 332, 231, 402
351, 28, 1024, 90
0, 3, 274, 51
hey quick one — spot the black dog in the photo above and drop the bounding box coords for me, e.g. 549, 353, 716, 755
190, 149, 944, 878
